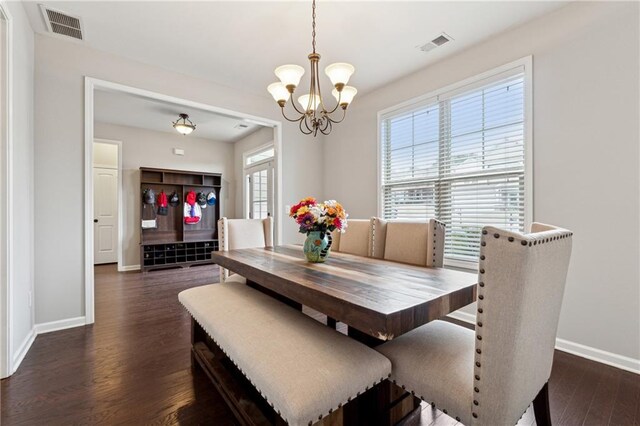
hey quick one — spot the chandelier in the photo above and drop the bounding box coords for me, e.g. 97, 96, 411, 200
172, 113, 196, 135
267, 0, 357, 136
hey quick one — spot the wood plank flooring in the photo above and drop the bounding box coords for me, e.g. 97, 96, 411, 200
1, 264, 638, 425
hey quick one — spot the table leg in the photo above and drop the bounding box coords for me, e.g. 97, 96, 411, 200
347, 326, 385, 348
345, 327, 421, 425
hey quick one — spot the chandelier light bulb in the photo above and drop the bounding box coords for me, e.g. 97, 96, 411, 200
275, 65, 305, 89
325, 63, 355, 87
298, 94, 321, 111
332, 86, 358, 107
267, 82, 290, 104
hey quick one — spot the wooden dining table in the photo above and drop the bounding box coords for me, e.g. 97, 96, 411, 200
211, 245, 478, 343
206, 245, 478, 425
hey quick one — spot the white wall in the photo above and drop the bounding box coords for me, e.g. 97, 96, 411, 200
94, 122, 236, 268
2, 1, 35, 376
233, 127, 274, 219
34, 34, 323, 325
30, 1, 638, 372
324, 1, 640, 367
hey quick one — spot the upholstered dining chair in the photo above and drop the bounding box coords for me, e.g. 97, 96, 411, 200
217, 217, 273, 284
370, 218, 445, 267
377, 223, 573, 426
331, 218, 373, 257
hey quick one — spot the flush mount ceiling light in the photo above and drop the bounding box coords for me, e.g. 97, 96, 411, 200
267, 0, 357, 137
172, 113, 196, 135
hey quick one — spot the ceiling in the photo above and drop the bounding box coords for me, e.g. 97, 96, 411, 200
94, 89, 265, 142
23, 1, 568, 98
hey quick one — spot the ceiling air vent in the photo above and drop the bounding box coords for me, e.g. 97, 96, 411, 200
418, 33, 453, 53
39, 5, 84, 41
234, 123, 250, 130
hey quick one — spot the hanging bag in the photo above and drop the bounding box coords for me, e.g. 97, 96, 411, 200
157, 191, 169, 216
141, 188, 157, 229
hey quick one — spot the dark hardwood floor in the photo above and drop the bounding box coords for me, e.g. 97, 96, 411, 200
1, 264, 638, 425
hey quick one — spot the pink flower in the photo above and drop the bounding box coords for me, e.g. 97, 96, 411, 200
297, 212, 316, 231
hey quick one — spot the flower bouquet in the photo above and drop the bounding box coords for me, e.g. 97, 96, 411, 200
289, 197, 348, 262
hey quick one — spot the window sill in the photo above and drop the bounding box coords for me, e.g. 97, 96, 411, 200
444, 258, 478, 273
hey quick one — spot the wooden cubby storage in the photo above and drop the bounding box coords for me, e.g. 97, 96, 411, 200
140, 167, 221, 272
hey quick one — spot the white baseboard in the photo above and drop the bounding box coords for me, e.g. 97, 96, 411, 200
555, 338, 640, 374
118, 264, 140, 272
12, 329, 36, 374
9, 317, 87, 376
447, 311, 639, 375
34, 316, 86, 334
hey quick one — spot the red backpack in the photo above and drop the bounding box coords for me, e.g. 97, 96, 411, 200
157, 191, 168, 216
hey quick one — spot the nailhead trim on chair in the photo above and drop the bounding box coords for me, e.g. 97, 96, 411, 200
431, 219, 446, 267
185, 304, 390, 426
474, 227, 574, 421
218, 218, 228, 282
369, 217, 377, 258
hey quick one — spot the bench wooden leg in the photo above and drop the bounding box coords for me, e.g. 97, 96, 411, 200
191, 317, 207, 345
533, 382, 552, 426
327, 316, 337, 329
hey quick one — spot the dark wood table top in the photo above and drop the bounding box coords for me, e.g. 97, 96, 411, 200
211, 245, 477, 340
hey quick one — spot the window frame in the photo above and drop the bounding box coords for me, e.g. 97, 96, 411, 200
377, 57, 533, 270
243, 142, 275, 220
243, 143, 275, 168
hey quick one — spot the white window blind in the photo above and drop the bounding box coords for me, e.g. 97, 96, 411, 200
381, 71, 527, 265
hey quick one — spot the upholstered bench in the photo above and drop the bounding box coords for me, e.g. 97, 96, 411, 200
179, 283, 392, 426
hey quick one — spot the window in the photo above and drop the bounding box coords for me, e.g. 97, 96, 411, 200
246, 146, 275, 166
244, 144, 275, 220
380, 61, 530, 267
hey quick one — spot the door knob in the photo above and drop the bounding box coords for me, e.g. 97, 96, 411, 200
94, 219, 98, 223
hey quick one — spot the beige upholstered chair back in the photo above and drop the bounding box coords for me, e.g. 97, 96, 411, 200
370, 218, 445, 267
217, 217, 273, 282
472, 223, 573, 425
331, 219, 373, 257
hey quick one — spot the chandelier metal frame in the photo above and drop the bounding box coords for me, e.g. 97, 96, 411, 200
267, 0, 356, 137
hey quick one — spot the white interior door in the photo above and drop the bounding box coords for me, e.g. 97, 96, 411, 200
93, 168, 118, 264
246, 161, 273, 220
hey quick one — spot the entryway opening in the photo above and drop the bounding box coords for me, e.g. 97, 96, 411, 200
84, 78, 282, 325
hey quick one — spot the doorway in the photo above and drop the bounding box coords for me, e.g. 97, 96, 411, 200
92, 139, 121, 266
84, 77, 283, 325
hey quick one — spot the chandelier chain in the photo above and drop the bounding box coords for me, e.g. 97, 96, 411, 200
311, 0, 316, 53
